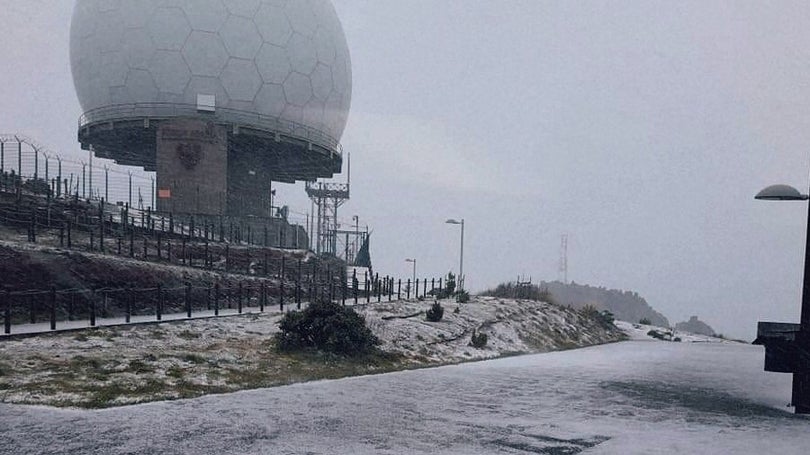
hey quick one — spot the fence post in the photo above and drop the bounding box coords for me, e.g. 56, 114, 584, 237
126, 288, 132, 323
182, 239, 186, 265
67, 219, 72, 248
157, 235, 162, 259
205, 241, 209, 269
50, 287, 56, 331
29, 295, 35, 324
129, 229, 134, 257
156, 285, 162, 321
279, 257, 285, 311
365, 270, 370, 303
353, 269, 358, 305
398, 279, 401, 301
407, 279, 411, 300
342, 269, 347, 306
423, 279, 427, 300
296, 259, 302, 309
214, 283, 220, 316
186, 282, 192, 318
389, 277, 393, 301
238, 281, 243, 314
376, 273, 381, 303
260, 282, 265, 312
90, 290, 96, 327
328, 265, 333, 302
3, 291, 10, 334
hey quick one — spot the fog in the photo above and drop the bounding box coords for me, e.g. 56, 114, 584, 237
3, 0, 810, 340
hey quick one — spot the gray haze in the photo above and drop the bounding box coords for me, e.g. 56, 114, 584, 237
2, 1, 810, 340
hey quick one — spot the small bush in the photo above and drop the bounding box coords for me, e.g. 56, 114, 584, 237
453, 306, 460, 314
673, 337, 682, 342
456, 290, 470, 303
639, 318, 651, 325
425, 302, 444, 322
275, 300, 379, 356
470, 330, 488, 348
647, 329, 666, 340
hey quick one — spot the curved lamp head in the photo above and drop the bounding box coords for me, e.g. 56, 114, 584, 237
446, 219, 462, 225
755, 184, 809, 201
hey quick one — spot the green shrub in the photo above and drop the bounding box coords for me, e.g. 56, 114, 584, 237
456, 290, 470, 303
647, 329, 665, 340
470, 330, 488, 348
275, 300, 379, 356
639, 318, 652, 325
425, 302, 444, 322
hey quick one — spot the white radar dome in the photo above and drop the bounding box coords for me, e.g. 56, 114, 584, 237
70, 0, 352, 143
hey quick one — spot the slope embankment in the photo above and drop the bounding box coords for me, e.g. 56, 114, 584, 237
0, 297, 625, 408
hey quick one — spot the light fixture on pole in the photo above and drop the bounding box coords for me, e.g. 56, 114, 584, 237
445, 218, 465, 291
753, 182, 810, 414
405, 258, 416, 287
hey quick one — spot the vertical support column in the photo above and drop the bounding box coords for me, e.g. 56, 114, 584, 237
186, 283, 192, 318
279, 257, 286, 311
49, 287, 56, 331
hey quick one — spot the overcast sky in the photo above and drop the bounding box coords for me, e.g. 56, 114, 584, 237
3, 0, 810, 339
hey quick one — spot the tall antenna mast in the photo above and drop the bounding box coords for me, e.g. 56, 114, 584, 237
559, 233, 568, 284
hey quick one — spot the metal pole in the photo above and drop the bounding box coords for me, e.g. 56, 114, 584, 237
128, 172, 132, 207
460, 219, 465, 291
105, 166, 109, 202
795, 177, 810, 414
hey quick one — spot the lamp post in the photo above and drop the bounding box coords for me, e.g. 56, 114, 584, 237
405, 258, 416, 287
754, 183, 810, 414
446, 218, 465, 291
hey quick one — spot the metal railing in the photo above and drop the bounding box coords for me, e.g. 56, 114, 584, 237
78, 103, 343, 156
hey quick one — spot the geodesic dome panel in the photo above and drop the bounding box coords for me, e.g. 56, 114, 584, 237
70, 0, 352, 143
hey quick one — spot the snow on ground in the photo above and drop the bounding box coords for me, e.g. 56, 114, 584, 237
615, 320, 745, 343
0, 296, 622, 407
1, 341, 806, 454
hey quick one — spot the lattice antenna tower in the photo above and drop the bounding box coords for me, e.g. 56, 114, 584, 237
559, 234, 568, 284
306, 154, 351, 255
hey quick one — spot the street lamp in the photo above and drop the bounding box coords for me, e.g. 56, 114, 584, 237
446, 218, 465, 291
405, 258, 417, 287
754, 183, 810, 414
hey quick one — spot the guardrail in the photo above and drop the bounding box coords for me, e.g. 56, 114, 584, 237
78, 103, 343, 155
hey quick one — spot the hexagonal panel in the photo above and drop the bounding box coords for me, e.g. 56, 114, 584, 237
125, 68, 159, 101
182, 31, 229, 77
281, 104, 304, 124
95, 9, 125, 53
255, 43, 290, 84
303, 100, 325, 130
313, 27, 336, 65
122, 28, 155, 69
149, 50, 192, 94
109, 85, 132, 104
182, 0, 228, 32
120, 0, 156, 28
183, 76, 230, 107
99, 51, 128, 87
331, 53, 350, 95
223, 0, 260, 18
220, 58, 262, 101
285, 1, 317, 37
282, 71, 313, 107
254, 83, 286, 117
310, 63, 332, 101
286, 33, 317, 75
219, 15, 262, 59
254, 4, 292, 46
148, 7, 191, 51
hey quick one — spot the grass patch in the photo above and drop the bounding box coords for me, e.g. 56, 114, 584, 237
177, 330, 201, 340
125, 359, 156, 374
